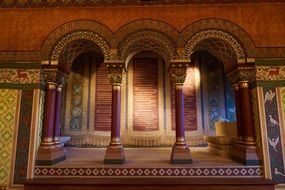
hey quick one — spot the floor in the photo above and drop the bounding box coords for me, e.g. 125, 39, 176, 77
56, 147, 242, 167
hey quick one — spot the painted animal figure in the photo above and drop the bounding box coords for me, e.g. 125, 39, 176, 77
264, 90, 275, 103
269, 115, 279, 127
17, 70, 28, 82
268, 137, 279, 151
268, 67, 281, 78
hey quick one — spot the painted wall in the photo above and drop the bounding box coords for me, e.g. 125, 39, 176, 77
0, 4, 284, 51
0, 63, 42, 189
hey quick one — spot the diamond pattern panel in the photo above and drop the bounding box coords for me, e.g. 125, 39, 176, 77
0, 89, 17, 186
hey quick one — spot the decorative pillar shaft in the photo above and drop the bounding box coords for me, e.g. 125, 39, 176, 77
175, 84, 186, 145
42, 82, 57, 146
110, 85, 121, 145
239, 81, 255, 143
104, 62, 125, 164
169, 61, 192, 164
53, 84, 63, 146
36, 69, 66, 166
228, 66, 261, 166
232, 84, 243, 142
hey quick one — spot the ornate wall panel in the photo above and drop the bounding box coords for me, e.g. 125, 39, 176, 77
94, 61, 112, 131
133, 58, 159, 132
0, 89, 18, 188
13, 89, 33, 184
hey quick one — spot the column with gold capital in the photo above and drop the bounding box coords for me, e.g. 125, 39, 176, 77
228, 67, 261, 166
53, 76, 66, 147
169, 62, 192, 164
104, 62, 125, 164
36, 69, 66, 166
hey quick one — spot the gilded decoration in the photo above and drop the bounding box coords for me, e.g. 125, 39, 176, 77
184, 30, 246, 63
106, 63, 125, 85
50, 31, 111, 62
169, 63, 189, 85
226, 66, 255, 84
118, 30, 177, 61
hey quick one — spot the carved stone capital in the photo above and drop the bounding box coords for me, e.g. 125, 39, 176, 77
175, 48, 188, 61
105, 62, 125, 86
226, 66, 255, 85
169, 62, 189, 85
42, 68, 67, 86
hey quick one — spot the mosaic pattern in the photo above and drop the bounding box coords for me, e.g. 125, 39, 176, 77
0, 89, 17, 186
34, 166, 262, 177
263, 87, 285, 183
0, 0, 282, 8
13, 90, 33, 184
256, 65, 285, 81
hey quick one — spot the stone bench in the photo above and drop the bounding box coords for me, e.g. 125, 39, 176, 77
203, 121, 237, 158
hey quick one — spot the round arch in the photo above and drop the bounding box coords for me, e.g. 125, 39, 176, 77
179, 18, 256, 58
40, 20, 114, 63
118, 30, 177, 67
184, 30, 246, 64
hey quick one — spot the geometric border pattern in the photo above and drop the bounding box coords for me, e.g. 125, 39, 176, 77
34, 166, 263, 178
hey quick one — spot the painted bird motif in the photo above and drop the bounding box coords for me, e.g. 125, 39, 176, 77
268, 137, 279, 151
274, 168, 285, 177
269, 115, 279, 127
264, 90, 276, 103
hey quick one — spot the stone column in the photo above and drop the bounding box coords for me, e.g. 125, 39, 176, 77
104, 62, 125, 164
169, 62, 192, 164
228, 67, 261, 165
36, 70, 66, 166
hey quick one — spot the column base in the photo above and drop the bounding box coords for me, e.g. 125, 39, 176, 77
104, 144, 125, 164
231, 142, 262, 166
36, 145, 66, 166
171, 144, 192, 164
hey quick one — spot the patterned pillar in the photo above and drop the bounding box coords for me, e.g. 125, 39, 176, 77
104, 62, 125, 164
232, 84, 243, 142
228, 66, 261, 166
169, 62, 192, 164
36, 69, 66, 166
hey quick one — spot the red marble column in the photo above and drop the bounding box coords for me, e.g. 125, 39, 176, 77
229, 68, 261, 166
104, 62, 125, 164
53, 84, 63, 147
239, 81, 255, 143
232, 84, 243, 142
41, 82, 57, 147
36, 72, 66, 166
169, 62, 192, 164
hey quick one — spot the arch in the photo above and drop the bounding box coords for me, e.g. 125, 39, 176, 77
115, 19, 179, 47
184, 30, 246, 63
40, 20, 114, 61
180, 18, 256, 58
50, 31, 110, 63
118, 30, 177, 65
